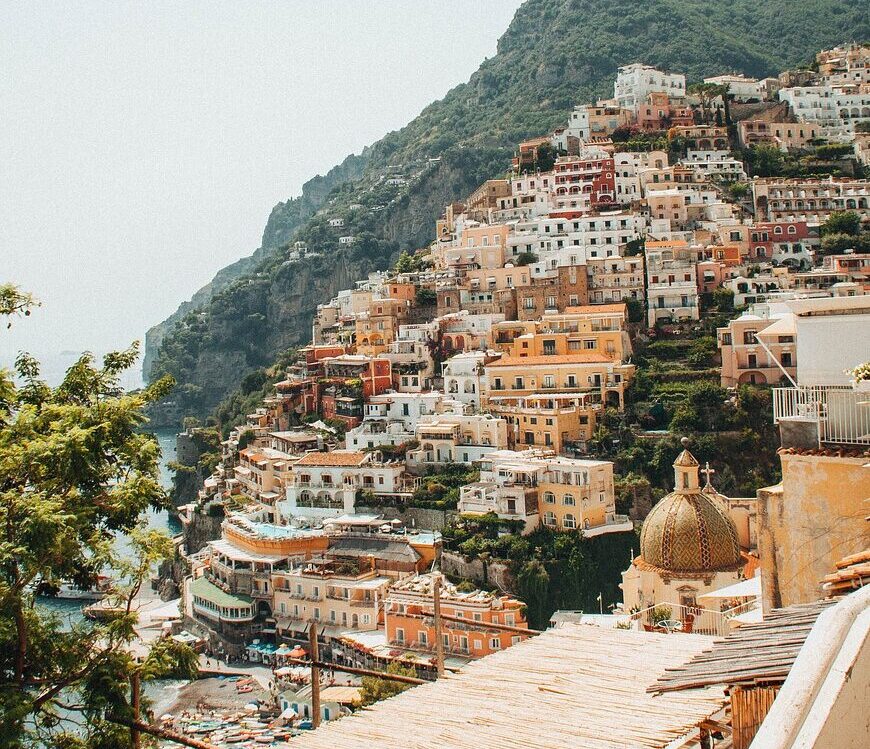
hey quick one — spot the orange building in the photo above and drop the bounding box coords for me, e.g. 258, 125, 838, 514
385, 574, 529, 659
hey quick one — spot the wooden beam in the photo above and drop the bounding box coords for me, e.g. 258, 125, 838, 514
281, 656, 426, 684
109, 717, 215, 749
433, 572, 445, 677
309, 623, 322, 729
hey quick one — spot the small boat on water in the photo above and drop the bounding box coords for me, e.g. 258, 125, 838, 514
38, 575, 112, 601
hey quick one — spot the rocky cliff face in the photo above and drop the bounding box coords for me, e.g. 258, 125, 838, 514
144, 0, 869, 424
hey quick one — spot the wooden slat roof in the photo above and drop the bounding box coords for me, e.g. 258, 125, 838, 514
291, 625, 726, 749
651, 599, 835, 693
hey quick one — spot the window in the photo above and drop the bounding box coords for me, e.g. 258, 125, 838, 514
524, 297, 535, 309
563, 494, 575, 506
563, 514, 577, 529
419, 631, 428, 645
490, 637, 501, 650
543, 511, 557, 526
543, 492, 555, 504
583, 339, 596, 350
396, 628, 405, 643
442, 633, 450, 647
782, 352, 793, 367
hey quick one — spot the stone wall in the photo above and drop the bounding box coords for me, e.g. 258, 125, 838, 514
357, 505, 457, 532
440, 551, 516, 594
183, 511, 224, 555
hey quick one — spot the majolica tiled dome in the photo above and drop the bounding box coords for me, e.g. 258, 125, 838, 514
639, 441, 742, 574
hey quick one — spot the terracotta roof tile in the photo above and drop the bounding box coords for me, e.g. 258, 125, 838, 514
295, 451, 368, 467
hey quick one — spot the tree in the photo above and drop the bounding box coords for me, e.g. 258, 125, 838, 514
359, 661, 417, 706
0, 284, 38, 328
821, 210, 861, 237
516, 559, 550, 629
0, 301, 196, 746
514, 252, 538, 266
625, 298, 645, 324
743, 144, 784, 177
726, 182, 749, 200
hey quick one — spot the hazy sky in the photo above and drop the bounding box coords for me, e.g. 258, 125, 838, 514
1, 1, 522, 383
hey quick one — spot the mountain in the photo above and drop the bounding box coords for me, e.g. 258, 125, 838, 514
145, 0, 869, 425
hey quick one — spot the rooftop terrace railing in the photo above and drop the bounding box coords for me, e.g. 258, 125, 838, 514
773, 384, 870, 447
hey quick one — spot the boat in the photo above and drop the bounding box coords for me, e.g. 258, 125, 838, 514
39, 575, 112, 601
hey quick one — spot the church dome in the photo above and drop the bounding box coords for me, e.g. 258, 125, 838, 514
639, 440, 742, 574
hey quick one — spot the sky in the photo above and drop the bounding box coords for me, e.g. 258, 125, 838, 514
0, 1, 522, 385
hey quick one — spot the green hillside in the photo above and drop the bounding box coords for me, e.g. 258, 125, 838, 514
146, 0, 869, 424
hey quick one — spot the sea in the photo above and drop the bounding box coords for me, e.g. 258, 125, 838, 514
38, 428, 182, 626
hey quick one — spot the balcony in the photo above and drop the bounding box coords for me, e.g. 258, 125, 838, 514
773, 385, 870, 447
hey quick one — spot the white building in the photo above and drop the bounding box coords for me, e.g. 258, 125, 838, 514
328, 217, 345, 228
646, 258, 700, 327
345, 419, 414, 451
441, 351, 494, 409
339, 236, 356, 245
279, 451, 417, 521
364, 391, 444, 432
680, 150, 748, 182
703, 73, 766, 101
407, 409, 509, 470
614, 63, 686, 112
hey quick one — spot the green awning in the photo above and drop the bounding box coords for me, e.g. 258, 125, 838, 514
190, 576, 253, 609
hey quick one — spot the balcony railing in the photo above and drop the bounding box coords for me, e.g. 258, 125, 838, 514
628, 599, 758, 637
773, 385, 870, 446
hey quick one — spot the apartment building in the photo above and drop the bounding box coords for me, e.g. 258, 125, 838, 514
458, 450, 546, 531
271, 558, 391, 636
485, 351, 634, 410
279, 451, 417, 521
753, 177, 870, 223
614, 63, 686, 111
385, 574, 529, 659
441, 351, 497, 409
406, 410, 509, 469
586, 255, 645, 303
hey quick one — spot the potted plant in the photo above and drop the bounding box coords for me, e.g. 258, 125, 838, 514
848, 362, 870, 393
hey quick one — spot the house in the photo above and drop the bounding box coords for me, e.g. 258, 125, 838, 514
406, 408, 509, 470
279, 684, 361, 723
328, 217, 345, 228
717, 304, 797, 386
279, 451, 417, 521
272, 557, 391, 637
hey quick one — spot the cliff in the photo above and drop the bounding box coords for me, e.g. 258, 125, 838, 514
144, 0, 869, 424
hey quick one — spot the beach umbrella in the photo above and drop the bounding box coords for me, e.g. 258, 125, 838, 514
289, 646, 306, 658
244, 703, 259, 712
280, 708, 297, 720
159, 714, 174, 721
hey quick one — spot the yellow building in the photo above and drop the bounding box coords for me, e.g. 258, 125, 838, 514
485, 352, 634, 410
491, 393, 598, 454
537, 456, 617, 532
355, 298, 409, 356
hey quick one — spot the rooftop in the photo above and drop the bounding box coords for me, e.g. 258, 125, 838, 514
291, 625, 725, 749
295, 451, 368, 467
488, 353, 611, 367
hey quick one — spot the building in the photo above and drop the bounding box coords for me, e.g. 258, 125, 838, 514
384, 574, 529, 658
646, 249, 700, 327
703, 73, 767, 101
737, 119, 821, 151
407, 409, 509, 470
621, 442, 746, 633
717, 304, 797, 386
614, 63, 686, 111
279, 451, 417, 521
752, 177, 870, 223
271, 557, 392, 637
485, 351, 634, 411
441, 351, 497, 409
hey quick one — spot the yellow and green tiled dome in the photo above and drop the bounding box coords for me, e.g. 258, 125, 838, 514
639, 441, 742, 573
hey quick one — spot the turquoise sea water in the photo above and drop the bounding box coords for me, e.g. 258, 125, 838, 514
38, 427, 180, 626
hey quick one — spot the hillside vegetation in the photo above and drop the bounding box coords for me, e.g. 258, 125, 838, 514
146, 0, 869, 424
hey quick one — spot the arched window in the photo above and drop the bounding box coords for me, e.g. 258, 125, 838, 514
787, 225, 797, 234
563, 494, 575, 506
563, 514, 576, 529
543, 511, 557, 527
543, 492, 556, 505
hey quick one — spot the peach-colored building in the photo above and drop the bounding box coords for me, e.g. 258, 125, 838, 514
385, 574, 529, 659
717, 305, 797, 386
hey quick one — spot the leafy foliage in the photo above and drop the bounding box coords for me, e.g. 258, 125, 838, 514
0, 338, 197, 746
358, 661, 417, 706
